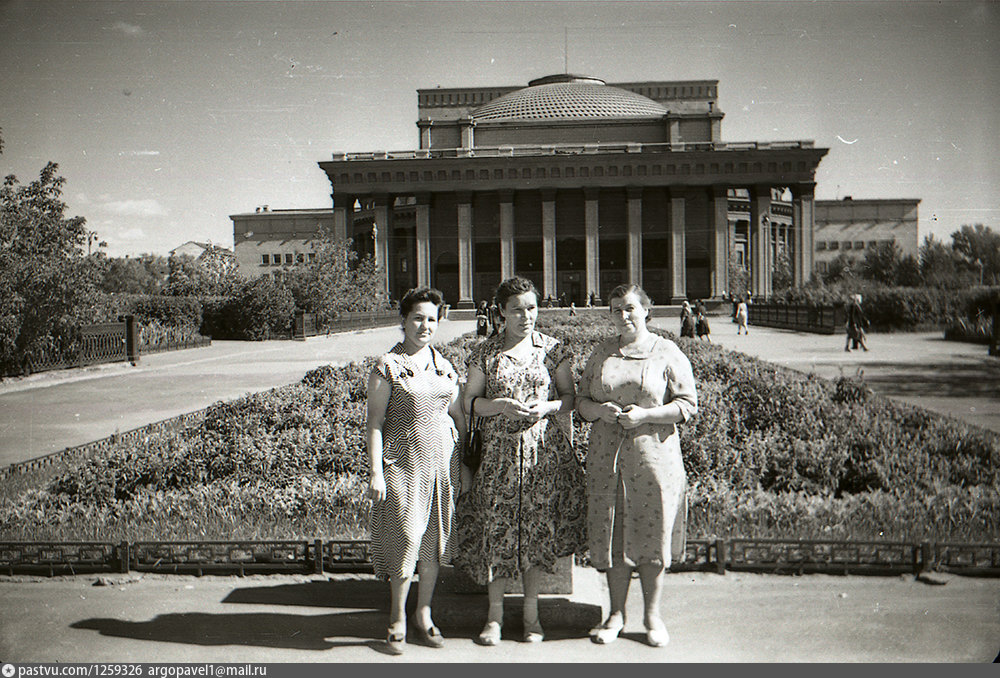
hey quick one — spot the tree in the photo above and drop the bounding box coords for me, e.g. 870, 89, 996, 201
285, 227, 387, 327
861, 241, 902, 286
772, 248, 793, 292
165, 251, 239, 297
822, 253, 858, 284
951, 224, 1000, 285
919, 235, 966, 288
0, 162, 99, 373
727, 252, 750, 299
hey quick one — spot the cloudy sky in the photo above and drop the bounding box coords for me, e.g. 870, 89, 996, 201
1, 0, 997, 257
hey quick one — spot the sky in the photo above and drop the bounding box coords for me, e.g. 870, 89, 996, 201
1, 0, 998, 258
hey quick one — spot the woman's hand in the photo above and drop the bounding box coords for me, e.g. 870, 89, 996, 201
368, 474, 387, 503
616, 404, 648, 429
497, 397, 533, 420
523, 399, 559, 422
597, 401, 623, 424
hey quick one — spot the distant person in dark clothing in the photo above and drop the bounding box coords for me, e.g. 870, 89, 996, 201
476, 301, 489, 337
488, 301, 501, 338
695, 302, 711, 342
679, 301, 696, 338
845, 294, 869, 352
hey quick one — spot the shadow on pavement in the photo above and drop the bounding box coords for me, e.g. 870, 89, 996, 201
222, 578, 387, 610
71, 610, 383, 651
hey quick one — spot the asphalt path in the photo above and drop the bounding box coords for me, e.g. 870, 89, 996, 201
0, 321, 474, 467
650, 315, 1000, 435
1, 568, 997, 662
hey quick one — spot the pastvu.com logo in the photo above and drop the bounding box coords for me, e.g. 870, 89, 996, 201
2, 663, 15, 677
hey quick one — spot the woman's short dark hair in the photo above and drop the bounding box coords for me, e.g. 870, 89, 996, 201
494, 276, 539, 310
399, 287, 445, 319
607, 284, 652, 309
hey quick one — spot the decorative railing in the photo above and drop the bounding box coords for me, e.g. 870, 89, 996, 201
334, 140, 817, 162
7, 317, 139, 377
292, 310, 401, 339
748, 303, 845, 335
2, 537, 996, 577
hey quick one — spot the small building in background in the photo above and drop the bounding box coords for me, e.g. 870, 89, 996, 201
812, 198, 920, 276
169, 240, 236, 263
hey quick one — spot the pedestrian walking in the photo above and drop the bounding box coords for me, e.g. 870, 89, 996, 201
845, 293, 869, 351
735, 298, 749, 335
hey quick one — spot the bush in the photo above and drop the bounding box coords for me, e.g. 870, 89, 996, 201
201, 279, 294, 340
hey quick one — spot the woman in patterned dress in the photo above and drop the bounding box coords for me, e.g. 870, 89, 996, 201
576, 284, 698, 648
367, 287, 465, 654
453, 276, 587, 645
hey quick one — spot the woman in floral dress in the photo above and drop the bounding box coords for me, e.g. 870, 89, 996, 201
576, 284, 698, 648
453, 276, 587, 645
367, 287, 465, 654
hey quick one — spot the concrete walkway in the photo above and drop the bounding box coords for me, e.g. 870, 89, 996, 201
1, 567, 998, 662
649, 315, 1000, 435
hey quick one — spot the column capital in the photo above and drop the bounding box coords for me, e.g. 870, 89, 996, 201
711, 184, 730, 199
791, 182, 816, 200
455, 191, 473, 204
626, 186, 643, 200
497, 189, 515, 203
415, 192, 432, 205
750, 184, 774, 200
373, 193, 392, 207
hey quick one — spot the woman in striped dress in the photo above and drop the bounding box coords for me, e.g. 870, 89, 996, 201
367, 287, 465, 654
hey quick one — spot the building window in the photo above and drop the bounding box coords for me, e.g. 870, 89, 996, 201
308, 253, 316, 263
816, 261, 828, 273
843, 242, 852, 250
261, 254, 270, 265
854, 241, 864, 250
296, 253, 304, 264
829, 241, 839, 250
816, 241, 827, 251
285, 253, 293, 264
868, 241, 878, 249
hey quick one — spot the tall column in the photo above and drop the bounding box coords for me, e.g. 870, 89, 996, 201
792, 183, 816, 286
332, 193, 352, 242
626, 187, 643, 287
373, 195, 391, 299
750, 185, 772, 297
456, 192, 475, 309
584, 188, 601, 304
541, 190, 557, 300
415, 193, 431, 288
711, 185, 729, 298
669, 189, 687, 303
499, 190, 515, 280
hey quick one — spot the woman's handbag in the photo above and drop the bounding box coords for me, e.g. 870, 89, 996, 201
463, 397, 483, 473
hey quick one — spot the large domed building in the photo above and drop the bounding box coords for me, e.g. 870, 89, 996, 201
234, 74, 829, 307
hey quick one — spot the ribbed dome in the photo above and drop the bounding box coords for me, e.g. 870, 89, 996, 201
473, 75, 667, 122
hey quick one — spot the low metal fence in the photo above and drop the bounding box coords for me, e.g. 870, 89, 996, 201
293, 310, 400, 339
2, 537, 997, 577
6, 317, 139, 377
141, 335, 212, 355
748, 303, 845, 334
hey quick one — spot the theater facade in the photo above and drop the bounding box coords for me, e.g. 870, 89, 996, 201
236, 73, 829, 307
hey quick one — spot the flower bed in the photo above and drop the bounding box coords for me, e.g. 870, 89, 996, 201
1, 315, 997, 544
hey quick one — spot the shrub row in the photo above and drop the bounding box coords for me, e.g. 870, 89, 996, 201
1, 315, 997, 543
769, 283, 999, 332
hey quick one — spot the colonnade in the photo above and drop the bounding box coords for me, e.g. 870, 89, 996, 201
333, 183, 814, 306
